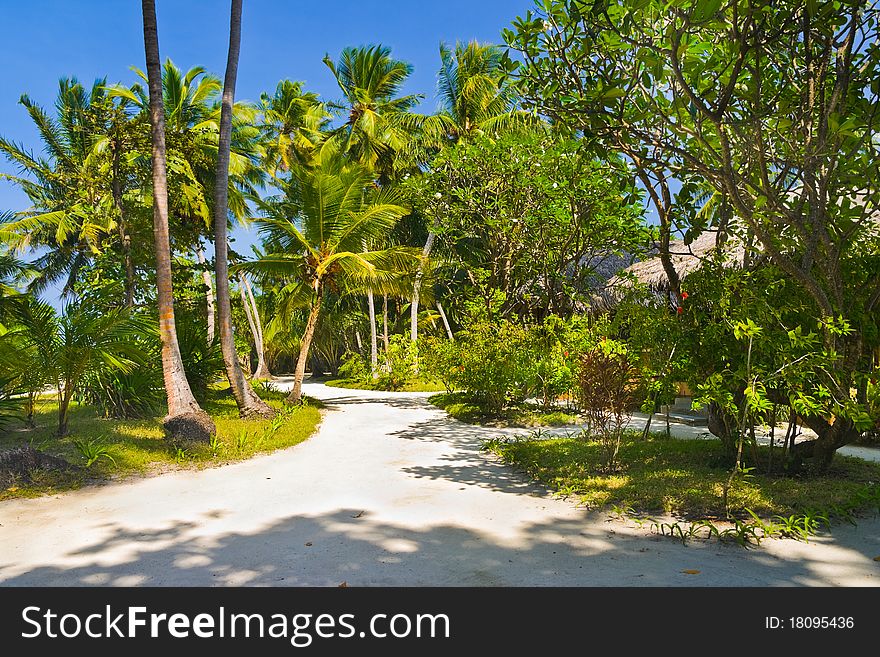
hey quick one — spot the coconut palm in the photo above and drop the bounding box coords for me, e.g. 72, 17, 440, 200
140, 0, 215, 442
324, 45, 430, 179
211, 0, 274, 418
260, 80, 329, 176
9, 299, 146, 436
239, 142, 418, 401
0, 78, 122, 298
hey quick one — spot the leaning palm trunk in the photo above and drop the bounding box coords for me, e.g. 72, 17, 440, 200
195, 246, 215, 344
409, 232, 435, 343
141, 0, 215, 442
436, 301, 453, 340
212, 0, 274, 419
240, 273, 272, 379
367, 289, 379, 378
287, 291, 322, 402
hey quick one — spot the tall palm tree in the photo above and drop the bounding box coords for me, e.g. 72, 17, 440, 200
239, 143, 418, 401
324, 45, 431, 372
323, 45, 426, 177
141, 0, 215, 441
260, 80, 328, 176
212, 0, 273, 418
0, 78, 118, 298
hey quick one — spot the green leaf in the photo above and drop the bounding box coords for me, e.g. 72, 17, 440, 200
692, 0, 723, 22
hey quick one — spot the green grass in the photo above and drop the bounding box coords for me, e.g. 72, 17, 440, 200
0, 386, 322, 501
483, 432, 880, 522
324, 377, 447, 393
429, 391, 580, 427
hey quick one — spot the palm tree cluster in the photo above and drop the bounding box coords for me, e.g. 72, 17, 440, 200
0, 0, 525, 437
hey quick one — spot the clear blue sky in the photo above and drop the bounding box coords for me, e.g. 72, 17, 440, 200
0, 0, 533, 300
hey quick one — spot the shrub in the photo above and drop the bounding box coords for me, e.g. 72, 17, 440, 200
337, 351, 371, 382
375, 335, 418, 391
448, 319, 535, 414
576, 339, 638, 469
420, 336, 458, 393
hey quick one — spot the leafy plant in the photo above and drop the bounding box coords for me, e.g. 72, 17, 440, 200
73, 438, 116, 468
575, 340, 638, 469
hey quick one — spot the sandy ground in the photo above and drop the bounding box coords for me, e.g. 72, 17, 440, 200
0, 380, 878, 587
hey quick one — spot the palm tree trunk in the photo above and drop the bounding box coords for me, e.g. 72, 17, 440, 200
367, 289, 379, 378
410, 232, 435, 343
112, 148, 134, 308
382, 293, 390, 364
436, 300, 453, 340
141, 0, 215, 442
195, 246, 215, 344
57, 385, 73, 437
287, 292, 322, 402
212, 0, 274, 419
240, 273, 272, 379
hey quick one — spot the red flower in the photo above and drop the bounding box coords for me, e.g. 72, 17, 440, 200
681, 292, 689, 300
563, 351, 569, 357
676, 306, 684, 314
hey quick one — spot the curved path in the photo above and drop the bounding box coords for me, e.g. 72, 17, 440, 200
1, 381, 878, 586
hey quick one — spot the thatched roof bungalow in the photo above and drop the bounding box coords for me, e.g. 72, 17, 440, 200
597, 230, 746, 306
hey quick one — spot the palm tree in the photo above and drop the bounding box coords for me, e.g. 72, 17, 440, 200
323, 45, 426, 178
0, 79, 120, 298
239, 143, 418, 401
10, 299, 146, 436
324, 45, 433, 373
260, 80, 328, 176
141, 0, 215, 442
212, 0, 273, 418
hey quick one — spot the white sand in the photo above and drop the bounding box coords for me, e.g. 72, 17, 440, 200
0, 380, 878, 586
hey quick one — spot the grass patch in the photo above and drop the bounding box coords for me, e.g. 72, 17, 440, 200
0, 387, 322, 501
482, 431, 880, 523
324, 377, 447, 393
429, 392, 580, 427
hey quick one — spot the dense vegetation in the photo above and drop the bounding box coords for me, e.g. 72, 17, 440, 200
0, 0, 878, 520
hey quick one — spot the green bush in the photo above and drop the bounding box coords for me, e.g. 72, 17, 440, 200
375, 335, 418, 391
337, 351, 370, 382
446, 319, 535, 414
420, 336, 458, 393
177, 317, 225, 404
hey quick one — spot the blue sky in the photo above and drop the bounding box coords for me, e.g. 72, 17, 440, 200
0, 0, 533, 300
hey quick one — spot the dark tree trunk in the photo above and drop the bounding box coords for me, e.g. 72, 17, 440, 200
141, 0, 215, 443
212, 0, 274, 418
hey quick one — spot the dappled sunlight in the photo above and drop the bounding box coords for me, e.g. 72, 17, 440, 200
1, 505, 877, 586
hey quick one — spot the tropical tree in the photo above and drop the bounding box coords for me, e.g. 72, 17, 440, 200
9, 299, 145, 436
259, 79, 328, 176
0, 78, 122, 298
140, 0, 215, 442
239, 142, 418, 401
506, 0, 880, 470
409, 40, 534, 345
323, 45, 427, 178
210, 0, 274, 418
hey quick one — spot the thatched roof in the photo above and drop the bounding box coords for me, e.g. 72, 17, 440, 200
594, 231, 745, 308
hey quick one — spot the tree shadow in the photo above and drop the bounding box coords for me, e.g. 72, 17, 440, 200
2, 507, 878, 587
